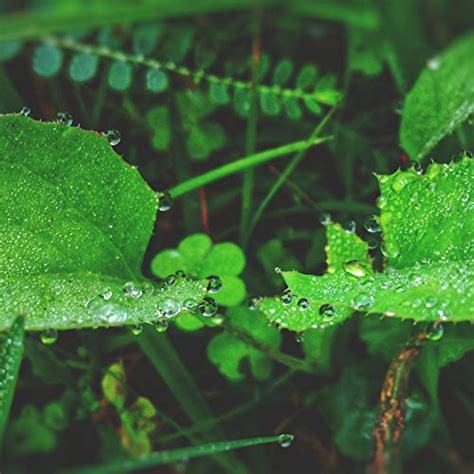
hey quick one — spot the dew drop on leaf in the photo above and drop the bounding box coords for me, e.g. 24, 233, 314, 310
297, 298, 310, 310
123, 281, 143, 299
342, 260, 369, 278
199, 296, 218, 317
55, 111, 73, 126
157, 299, 181, 318
157, 190, 173, 212
280, 288, 293, 305
426, 321, 444, 341
106, 129, 121, 146
206, 275, 222, 293
20, 106, 31, 116
40, 328, 58, 345
319, 303, 335, 318
364, 215, 381, 233
154, 320, 169, 333
351, 293, 374, 311
131, 324, 143, 335
343, 220, 356, 233
184, 298, 198, 310
319, 212, 332, 226
278, 434, 294, 448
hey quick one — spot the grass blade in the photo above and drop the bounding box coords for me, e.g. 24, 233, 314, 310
62, 434, 293, 474
0, 317, 25, 449
170, 136, 332, 198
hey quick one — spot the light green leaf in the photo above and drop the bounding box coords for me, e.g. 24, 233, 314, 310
272, 58, 294, 86
258, 157, 474, 331
151, 235, 246, 309
146, 68, 168, 93
0, 317, 24, 446
108, 60, 132, 91
32, 44, 63, 78
102, 362, 126, 410
0, 115, 209, 331
69, 52, 99, 83
400, 32, 474, 159
207, 307, 281, 381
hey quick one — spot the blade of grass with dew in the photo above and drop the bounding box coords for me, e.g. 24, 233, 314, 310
169, 136, 331, 198
61, 434, 294, 474
244, 108, 337, 243
0, 317, 25, 449
137, 328, 249, 474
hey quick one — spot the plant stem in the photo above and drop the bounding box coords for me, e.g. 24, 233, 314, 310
244, 107, 337, 243
170, 136, 331, 198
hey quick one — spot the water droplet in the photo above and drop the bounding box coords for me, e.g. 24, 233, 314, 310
274, 266, 282, 274
40, 329, 58, 345
55, 111, 73, 126
175, 270, 186, 278
342, 260, 369, 278
461, 192, 469, 202
319, 304, 335, 319
410, 160, 423, 174
131, 324, 143, 336
95, 303, 128, 324
297, 298, 310, 310
364, 215, 381, 233
248, 297, 261, 310
154, 320, 169, 333
368, 238, 378, 250
199, 297, 218, 317
165, 274, 177, 287
157, 299, 182, 318
351, 293, 374, 311
280, 289, 293, 305
426, 322, 443, 341
157, 191, 173, 212
206, 275, 222, 293
123, 282, 143, 299
344, 220, 356, 233
20, 106, 31, 116
381, 241, 400, 259
427, 57, 440, 70
319, 212, 332, 226
184, 298, 198, 310
425, 296, 437, 308
278, 434, 294, 448
102, 289, 113, 301
106, 129, 121, 146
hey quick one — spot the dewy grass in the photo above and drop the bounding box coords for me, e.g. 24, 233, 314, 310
0, 3, 473, 474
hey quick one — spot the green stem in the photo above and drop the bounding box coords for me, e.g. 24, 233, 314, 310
170, 136, 331, 198
244, 107, 337, 242
62, 434, 293, 474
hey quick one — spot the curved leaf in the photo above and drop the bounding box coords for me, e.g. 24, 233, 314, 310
400, 32, 474, 159
258, 157, 474, 331
0, 115, 208, 331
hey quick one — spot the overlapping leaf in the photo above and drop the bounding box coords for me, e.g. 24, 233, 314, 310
0, 114, 209, 331
258, 157, 474, 331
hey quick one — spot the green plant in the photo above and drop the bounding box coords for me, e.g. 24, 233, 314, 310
0, 2, 473, 474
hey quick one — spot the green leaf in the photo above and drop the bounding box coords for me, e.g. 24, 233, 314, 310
108, 60, 132, 91
400, 32, 474, 160
258, 157, 474, 331
0, 40, 22, 63
0, 115, 209, 331
151, 235, 246, 309
0, 317, 24, 446
146, 68, 169, 93
207, 307, 281, 381
438, 324, 474, 366
32, 44, 63, 78
69, 52, 99, 83
209, 81, 231, 105
132, 24, 163, 56
146, 105, 171, 150
102, 362, 126, 410
272, 58, 294, 86
296, 64, 318, 90
260, 91, 281, 116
